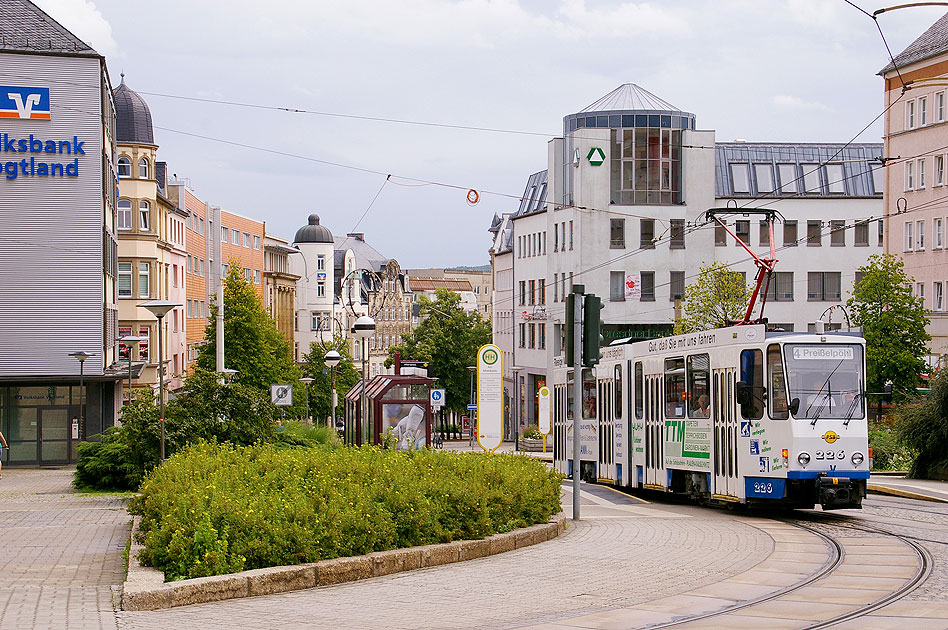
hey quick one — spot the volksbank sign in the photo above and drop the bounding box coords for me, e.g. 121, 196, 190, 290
0, 85, 88, 181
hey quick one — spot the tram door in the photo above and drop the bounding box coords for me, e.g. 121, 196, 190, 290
643, 374, 664, 487
597, 378, 615, 482
712, 367, 740, 498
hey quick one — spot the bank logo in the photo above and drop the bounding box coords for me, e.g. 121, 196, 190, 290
0, 86, 50, 120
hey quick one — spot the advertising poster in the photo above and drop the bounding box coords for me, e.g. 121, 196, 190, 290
383, 403, 427, 451
625, 273, 641, 300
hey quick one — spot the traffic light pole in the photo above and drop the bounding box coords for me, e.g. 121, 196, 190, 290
572, 285, 584, 522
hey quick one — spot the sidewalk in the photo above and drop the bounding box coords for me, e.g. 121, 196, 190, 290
868, 473, 948, 503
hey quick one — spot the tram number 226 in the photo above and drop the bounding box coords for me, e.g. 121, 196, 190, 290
815, 450, 845, 460
752, 481, 774, 495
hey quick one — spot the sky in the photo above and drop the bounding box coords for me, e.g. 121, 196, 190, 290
32, 0, 948, 268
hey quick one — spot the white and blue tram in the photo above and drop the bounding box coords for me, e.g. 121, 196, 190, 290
552, 325, 869, 510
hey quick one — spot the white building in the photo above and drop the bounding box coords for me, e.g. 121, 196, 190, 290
489, 213, 516, 437
494, 84, 883, 430
290, 214, 337, 361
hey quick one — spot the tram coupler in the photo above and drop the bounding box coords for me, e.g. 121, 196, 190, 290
816, 474, 863, 510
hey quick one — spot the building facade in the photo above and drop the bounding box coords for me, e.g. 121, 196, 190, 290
264, 233, 299, 344
488, 213, 515, 437
881, 12, 948, 366
0, 0, 121, 465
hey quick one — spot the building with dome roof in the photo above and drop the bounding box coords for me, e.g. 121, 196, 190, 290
0, 0, 122, 465
291, 214, 339, 360
114, 76, 188, 397
494, 83, 883, 433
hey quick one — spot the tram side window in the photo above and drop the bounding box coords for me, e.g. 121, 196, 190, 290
687, 354, 711, 418
582, 369, 597, 419
614, 365, 623, 419
634, 362, 644, 419
664, 357, 686, 418
738, 349, 764, 420
768, 344, 789, 419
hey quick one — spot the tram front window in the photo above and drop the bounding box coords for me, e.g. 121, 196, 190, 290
784, 344, 865, 420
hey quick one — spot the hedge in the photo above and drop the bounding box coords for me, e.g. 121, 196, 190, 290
129, 442, 563, 580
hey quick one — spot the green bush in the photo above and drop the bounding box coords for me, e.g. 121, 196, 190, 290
129, 442, 563, 580
521, 425, 543, 440
869, 426, 915, 471
896, 370, 948, 478
74, 427, 145, 490
271, 420, 337, 450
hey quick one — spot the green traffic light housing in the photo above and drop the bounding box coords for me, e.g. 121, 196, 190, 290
582, 293, 604, 367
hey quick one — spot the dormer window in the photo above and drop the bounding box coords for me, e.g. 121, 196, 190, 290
139, 158, 149, 179
117, 157, 131, 178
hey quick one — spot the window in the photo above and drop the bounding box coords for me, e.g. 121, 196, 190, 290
715, 222, 727, 246
759, 220, 770, 246
139, 201, 150, 231
807, 272, 841, 301
244, 267, 251, 281
117, 200, 132, 230
755, 164, 774, 193
243, 232, 251, 247
831, 220, 845, 246
766, 271, 794, 301
905, 221, 914, 251
879, 219, 885, 246
186, 299, 192, 318
253, 235, 261, 250
640, 271, 655, 301
670, 219, 685, 248
736, 220, 750, 246
778, 164, 798, 193
519, 323, 526, 348
664, 357, 686, 419
199, 259, 204, 276
232, 228, 240, 244
937, 91, 946, 122
528, 323, 536, 349
553, 224, 559, 252
936, 155, 945, 186
569, 221, 574, 250
768, 344, 789, 420
317, 281, 325, 297
739, 349, 763, 420
538, 279, 546, 305
730, 163, 750, 193
118, 262, 132, 297
610, 218, 625, 248
222, 226, 228, 243
139, 157, 148, 179
670, 271, 685, 301
187, 255, 192, 274
907, 99, 916, 129
918, 159, 927, 189
116, 156, 133, 179
317, 254, 325, 271
936, 282, 944, 312
553, 273, 559, 302
826, 164, 845, 193
917, 283, 925, 305
854, 220, 869, 247
784, 221, 798, 246
528, 280, 535, 305
906, 161, 915, 190
254, 269, 261, 284
634, 362, 644, 419
936, 218, 943, 249
138, 262, 150, 298
519, 281, 526, 306
610, 271, 625, 301
687, 354, 710, 418
640, 219, 655, 248
138, 327, 150, 361
920, 96, 928, 126
802, 164, 821, 193
917, 220, 926, 250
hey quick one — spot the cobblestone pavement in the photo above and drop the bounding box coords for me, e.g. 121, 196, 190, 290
0, 468, 130, 630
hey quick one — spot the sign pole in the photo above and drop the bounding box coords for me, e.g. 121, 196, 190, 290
572, 285, 584, 521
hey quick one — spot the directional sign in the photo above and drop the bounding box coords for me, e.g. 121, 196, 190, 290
430, 388, 446, 408
538, 386, 551, 435
476, 344, 503, 453
271, 384, 293, 407
467, 403, 477, 411
586, 147, 606, 166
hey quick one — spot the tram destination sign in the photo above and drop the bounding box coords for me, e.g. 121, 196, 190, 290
792, 346, 854, 361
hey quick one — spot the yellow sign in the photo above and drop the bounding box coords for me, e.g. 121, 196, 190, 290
822, 431, 840, 444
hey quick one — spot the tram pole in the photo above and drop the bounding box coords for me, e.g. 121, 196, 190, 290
572, 284, 584, 521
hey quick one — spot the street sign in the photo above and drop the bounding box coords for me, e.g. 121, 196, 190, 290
476, 344, 503, 453
466, 403, 477, 411
538, 386, 551, 435
430, 388, 446, 408
271, 384, 293, 407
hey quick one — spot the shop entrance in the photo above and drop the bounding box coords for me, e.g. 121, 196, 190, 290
38, 407, 73, 465
6, 405, 74, 466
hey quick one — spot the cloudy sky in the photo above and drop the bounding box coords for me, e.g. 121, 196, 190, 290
34, 0, 948, 267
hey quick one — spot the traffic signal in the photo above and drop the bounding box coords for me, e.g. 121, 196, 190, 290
565, 292, 575, 361
582, 293, 604, 367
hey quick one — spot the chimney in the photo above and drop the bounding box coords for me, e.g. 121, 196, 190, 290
347, 233, 365, 241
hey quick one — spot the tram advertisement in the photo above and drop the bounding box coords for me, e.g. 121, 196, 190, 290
665, 417, 712, 470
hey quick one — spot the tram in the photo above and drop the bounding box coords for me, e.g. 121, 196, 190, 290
552, 324, 869, 510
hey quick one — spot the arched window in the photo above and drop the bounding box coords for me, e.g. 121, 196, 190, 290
139, 201, 150, 231
117, 157, 131, 178
139, 157, 149, 179
117, 199, 132, 230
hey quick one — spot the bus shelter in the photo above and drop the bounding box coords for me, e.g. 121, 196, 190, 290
344, 374, 435, 450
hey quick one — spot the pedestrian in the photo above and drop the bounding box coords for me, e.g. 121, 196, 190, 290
0, 429, 7, 479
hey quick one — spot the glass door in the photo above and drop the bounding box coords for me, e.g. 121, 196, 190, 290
39, 407, 72, 465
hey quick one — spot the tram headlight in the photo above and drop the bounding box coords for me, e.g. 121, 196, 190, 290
798, 452, 811, 466
851, 452, 865, 466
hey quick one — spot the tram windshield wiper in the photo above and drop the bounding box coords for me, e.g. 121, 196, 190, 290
804, 358, 845, 425
844, 391, 863, 426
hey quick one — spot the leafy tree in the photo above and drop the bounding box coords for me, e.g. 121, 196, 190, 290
673, 261, 751, 334
847, 254, 930, 400
302, 337, 361, 425
196, 263, 301, 404
896, 369, 948, 478
385, 289, 491, 415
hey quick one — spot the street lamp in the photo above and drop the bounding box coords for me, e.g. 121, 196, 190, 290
300, 377, 314, 424
510, 366, 523, 452
139, 299, 182, 462
69, 351, 93, 442
118, 336, 144, 406
353, 316, 376, 445
324, 349, 341, 429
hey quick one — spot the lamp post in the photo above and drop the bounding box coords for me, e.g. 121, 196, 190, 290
353, 316, 376, 445
118, 336, 144, 406
69, 351, 93, 442
510, 366, 523, 452
139, 300, 181, 462
300, 377, 314, 424
324, 349, 341, 429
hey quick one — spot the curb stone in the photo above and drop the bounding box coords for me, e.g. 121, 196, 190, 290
867, 483, 948, 503
122, 513, 567, 611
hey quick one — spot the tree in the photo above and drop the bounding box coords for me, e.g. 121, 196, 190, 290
847, 254, 930, 400
196, 263, 300, 396
385, 289, 491, 415
302, 337, 361, 424
673, 261, 751, 334
896, 369, 948, 478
